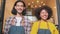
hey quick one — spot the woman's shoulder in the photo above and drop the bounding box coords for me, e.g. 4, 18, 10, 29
34, 20, 39, 23
33, 20, 40, 24
48, 21, 55, 26
48, 21, 54, 24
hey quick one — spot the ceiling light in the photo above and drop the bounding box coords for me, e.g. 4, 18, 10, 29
37, 0, 39, 3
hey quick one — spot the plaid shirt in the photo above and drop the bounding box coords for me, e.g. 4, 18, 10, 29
4, 16, 31, 34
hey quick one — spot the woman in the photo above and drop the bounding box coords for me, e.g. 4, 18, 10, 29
4, 0, 31, 34
30, 6, 59, 34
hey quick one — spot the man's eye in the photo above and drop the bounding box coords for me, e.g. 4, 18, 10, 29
20, 5, 24, 7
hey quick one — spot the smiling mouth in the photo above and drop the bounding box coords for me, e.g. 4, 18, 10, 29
43, 15, 48, 18
18, 8, 23, 10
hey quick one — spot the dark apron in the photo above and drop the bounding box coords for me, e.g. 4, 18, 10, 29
37, 29, 51, 34
8, 26, 25, 34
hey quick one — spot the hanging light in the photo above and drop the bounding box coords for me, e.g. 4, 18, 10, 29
39, 5, 41, 7
43, 3, 45, 5
41, 1, 43, 4
28, 3, 30, 5
54, 6, 56, 9
35, 5, 37, 8
37, 0, 39, 3
32, 1, 34, 4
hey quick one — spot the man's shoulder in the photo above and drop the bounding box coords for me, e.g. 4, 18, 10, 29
6, 16, 15, 20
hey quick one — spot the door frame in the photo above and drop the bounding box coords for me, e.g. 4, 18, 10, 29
56, 0, 60, 33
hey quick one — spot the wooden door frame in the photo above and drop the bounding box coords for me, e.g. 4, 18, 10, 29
56, 0, 60, 33
1, 0, 6, 34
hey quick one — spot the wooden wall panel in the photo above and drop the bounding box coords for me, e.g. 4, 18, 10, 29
47, 0, 58, 25
3, 0, 16, 29
0, 0, 1, 9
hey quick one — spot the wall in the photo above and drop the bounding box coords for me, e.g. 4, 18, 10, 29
47, 0, 58, 25
0, 0, 1, 9
3, 0, 16, 30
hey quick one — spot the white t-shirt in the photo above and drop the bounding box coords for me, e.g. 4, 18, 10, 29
15, 17, 22, 26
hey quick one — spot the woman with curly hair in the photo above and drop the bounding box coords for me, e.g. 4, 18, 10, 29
30, 6, 59, 34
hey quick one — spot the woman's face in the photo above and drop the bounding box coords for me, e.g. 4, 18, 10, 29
15, 2, 25, 14
40, 9, 48, 20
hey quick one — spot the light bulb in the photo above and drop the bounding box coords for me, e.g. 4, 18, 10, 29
28, 3, 30, 5
37, 0, 39, 3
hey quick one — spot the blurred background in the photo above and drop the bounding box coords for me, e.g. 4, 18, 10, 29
0, 0, 60, 34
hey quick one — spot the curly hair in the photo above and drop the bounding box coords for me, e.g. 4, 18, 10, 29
11, 0, 26, 15
35, 6, 53, 20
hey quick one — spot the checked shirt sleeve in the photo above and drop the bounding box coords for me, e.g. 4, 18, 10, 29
4, 17, 12, 34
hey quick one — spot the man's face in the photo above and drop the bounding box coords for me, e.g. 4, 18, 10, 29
15, 2, 25, 14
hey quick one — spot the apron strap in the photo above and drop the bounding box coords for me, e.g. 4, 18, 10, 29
38, 20, 51, 34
